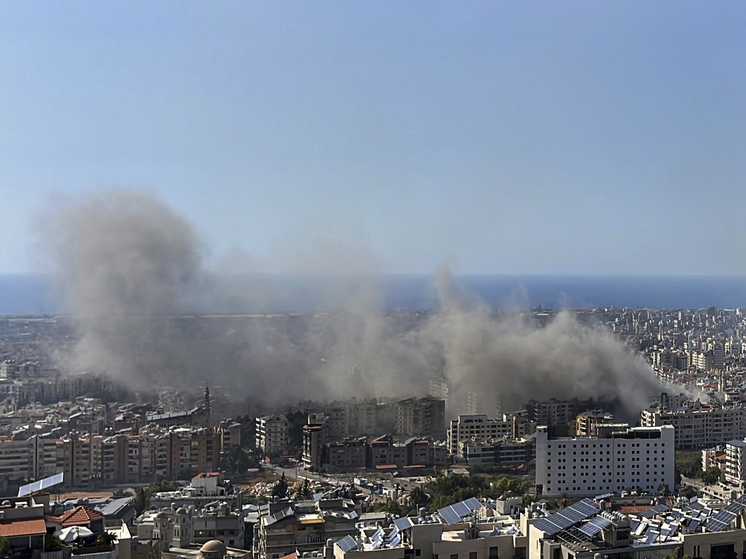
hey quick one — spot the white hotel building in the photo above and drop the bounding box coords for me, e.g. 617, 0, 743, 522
535, 424, 675, 497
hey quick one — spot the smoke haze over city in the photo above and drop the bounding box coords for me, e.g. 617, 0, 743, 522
37, 189, 663, 419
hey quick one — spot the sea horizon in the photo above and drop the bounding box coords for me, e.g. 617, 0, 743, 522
2, 273, 746, 316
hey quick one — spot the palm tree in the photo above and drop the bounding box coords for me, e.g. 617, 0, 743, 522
96, 532, 118, 549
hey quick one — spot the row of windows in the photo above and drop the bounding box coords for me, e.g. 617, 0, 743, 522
548, 442, 664, 449
548, 457, 664, 464
545, 483, 664, 492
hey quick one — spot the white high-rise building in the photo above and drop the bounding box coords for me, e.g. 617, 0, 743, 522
535, 424, 675, 497
447, 414, 511, 454
255, 415, 289, 456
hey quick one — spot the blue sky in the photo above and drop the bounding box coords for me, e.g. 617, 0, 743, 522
1, 1, 745, 275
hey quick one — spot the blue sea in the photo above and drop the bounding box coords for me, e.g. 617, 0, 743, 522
2, 274, 746, 315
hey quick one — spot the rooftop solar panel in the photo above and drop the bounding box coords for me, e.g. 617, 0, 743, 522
724, 502, 742, 514
18, 472, 64, 497
578, 517, 610, 538
578, 523, 603, 538
389, 535, 401, 548
633, 522, 647, 536
465, 498, 482, 511
393, 517, 413, 531
534, 519, 562, 536
438, 507, 463, 525
437, 498, 484, 525
688, 520, 699, 532
705, 502, 746, 533
591, 516, 612, 528
573, 499, 601, 516
645, 531, 659, 544
387, 525, 399, 541
554, 516, 576, 530
533, 498, 600, 537
337, 536, 359, 553
560, 509, 586, 522
452, 502, 471, 517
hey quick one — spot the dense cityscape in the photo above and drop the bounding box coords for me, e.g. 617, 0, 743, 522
1, 307, 746, 559
2, 2, 743, 559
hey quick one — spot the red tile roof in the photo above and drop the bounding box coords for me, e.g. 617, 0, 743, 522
616, 505, 655, 514
192, 472, 219, 479
0, 519, 47, 537
60, 506, 103, 527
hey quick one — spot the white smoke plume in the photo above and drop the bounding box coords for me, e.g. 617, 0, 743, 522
39, 189, 664, 419
424, 265, 663, 420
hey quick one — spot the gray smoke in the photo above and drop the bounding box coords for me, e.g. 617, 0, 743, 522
40, 189, 663, 419
424, 265, 663, 420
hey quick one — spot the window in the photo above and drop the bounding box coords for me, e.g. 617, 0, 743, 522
490, 547, 498, 559
469, 553, 477, 559
451, 554, 459, 559
416, 551, 422, 557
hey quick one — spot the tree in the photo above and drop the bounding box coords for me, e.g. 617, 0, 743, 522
96, 532, 118, 549
221, 446, 257, 474
135, 487, 147, 514
272, 473, 288, 498
296, 478, 313, 500
375, 499, 405, 517
657, 483, 670, 496
409, 487, 430, 510
701, 466, 721, 485
675, 455, 702, 483
0, 536, 9, 557
135, 480, 180, 514
44, 534, 64, 552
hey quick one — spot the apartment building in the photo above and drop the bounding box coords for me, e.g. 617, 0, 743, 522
529, 497, 746, 559
368, 435, 408, 469
725, 439, 746, 486
448, 415, 511, 454
302, 413, 329, 470
326, 438, 367, 471
139, 503, 244, 550
254, 499, 359, 559
217, 419, 242, 453
640, 403, 746, 449
328, 399, 383, 439
256, 415, 289, 456
332, 502, 526, 559
571, 410, 615, 437
0, 438, 34, 483
535, 424, 675, 497
528, 399, 614, 437
29, 434, 58, 480
306, 433, 446, 472
395, 397, 446, 439
57, 433, 92, 489
455, 438, 534, 466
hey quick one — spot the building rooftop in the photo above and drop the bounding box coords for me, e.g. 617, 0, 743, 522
0, 519, 47, 538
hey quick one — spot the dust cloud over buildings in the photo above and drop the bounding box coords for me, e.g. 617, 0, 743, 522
38, 189, 663, 417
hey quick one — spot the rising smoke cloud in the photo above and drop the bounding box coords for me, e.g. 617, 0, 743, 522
424, 266, 663, 420
40, 189, 664, 418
